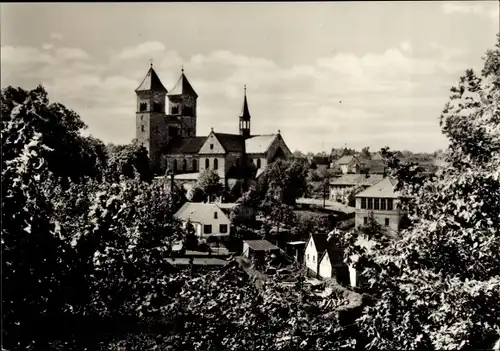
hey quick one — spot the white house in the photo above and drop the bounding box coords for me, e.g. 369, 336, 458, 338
318, 244, 350, 285
335, 155, 369, 174
354, 177, 407, 234
175, 202, 231, 240
304, 234, 329, 276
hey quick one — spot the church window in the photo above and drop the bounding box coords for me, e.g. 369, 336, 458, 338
182, 159, 187, 171
140, 103, 147, 111
153, 103, 162, 112
193, 159, 197, 170
141, 125, 145, 132
173, 159, 177, 170
257, 158, 261, 169
214, 158, 218, 170
155, 126, 159, 133
184, 106, 193, 115
205, 158, 209, 169
172, 106, 179, 114
210, 144, 214, 150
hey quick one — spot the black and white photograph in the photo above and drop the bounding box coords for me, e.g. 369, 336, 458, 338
1, 1, 500, 350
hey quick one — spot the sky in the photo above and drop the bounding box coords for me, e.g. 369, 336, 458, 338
1, 2, 499, 154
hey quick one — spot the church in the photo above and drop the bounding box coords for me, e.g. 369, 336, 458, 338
135, 65, 292, 186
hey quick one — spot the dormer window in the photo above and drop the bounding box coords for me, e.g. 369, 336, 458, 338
140, 103, 147, 111
172, 106, 179, 114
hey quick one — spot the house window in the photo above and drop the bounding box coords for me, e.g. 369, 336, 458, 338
307, 254, 310, 261
374, 198, 380, 210
214, 212, 218, 219
214, 158, 218, 170
381, 198, 387, 210
139, 103, 147, 111
172, 106, 179, 114
205, 158, 209, 169
367, 198, 373, 209
182, 159, 187, 171
203, 225, 212, 234
141, 125, 145, 132
387, 199, 394, 211
361, 198, 366, 209
193, 159, 197, 170
385, 218, 390, 226
257, 158, 262, 168
220, 224, 228, 233
210, 144, 214, 150
364, 217, 368, 224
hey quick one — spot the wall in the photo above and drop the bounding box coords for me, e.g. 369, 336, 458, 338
319, 254, 332, 279
266, 135, 292, 162
304, 238, 319, 273
252, 155, 267, 169
355, 196, 406, 232
349, 264, 358, 288
164, 154, 199, 173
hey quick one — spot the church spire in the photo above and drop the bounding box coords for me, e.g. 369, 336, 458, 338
239, 84, 251, 120
135, 64, 168, 93
239, 85, 251, 138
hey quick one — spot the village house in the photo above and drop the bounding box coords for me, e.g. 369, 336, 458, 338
329, 174, 384, 201
318, 240, 350, 285
354, 177, 408, 234
175, 202, 232, 240
334, 155, 370, 174
304, 233, 329, 277
242, 240, 280, 264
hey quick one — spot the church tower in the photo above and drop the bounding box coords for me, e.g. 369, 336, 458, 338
239, 85, 251, 138
135, 64, 168, 171
167, 68, 198, 138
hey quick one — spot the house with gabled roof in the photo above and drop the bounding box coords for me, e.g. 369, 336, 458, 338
318, 239, 350, 285
329, 174, 384, 201
335, 155, 370, 174
354, 177, 408, 234
175, 202, 232, 240
304, 233, 329, 276
134, 65, 292, 185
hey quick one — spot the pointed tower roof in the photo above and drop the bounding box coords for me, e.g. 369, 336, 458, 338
167, 68, 198, 98
135, 65, 168, 93
239, 85, 251, 121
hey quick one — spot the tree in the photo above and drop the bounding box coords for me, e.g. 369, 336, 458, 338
353, 34, 500, 350
360, 146, 371, 159
182, 220, 199, 250
1, 85, 107, 184
106, 140, 153, 183
194, 169, 224, 202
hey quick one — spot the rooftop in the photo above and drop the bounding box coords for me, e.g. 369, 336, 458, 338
167, 71, 198, 98
135, 66, 168, 93
243, 240, 280, 251
355, 177, 400, 198
245, 134, 277, 154
175, 202, 229, 223
165, 258, 228, 266
330, 174, 384, 187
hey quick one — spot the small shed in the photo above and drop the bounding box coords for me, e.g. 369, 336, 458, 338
242, 240, 280, 262
286, 241, 307, 263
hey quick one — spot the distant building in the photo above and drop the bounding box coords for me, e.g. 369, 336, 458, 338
304, 234, 329, 276
329, 174, 384, 201
354, 177, 408, 234
335, 155, 370, 174
175, 202, 232, 240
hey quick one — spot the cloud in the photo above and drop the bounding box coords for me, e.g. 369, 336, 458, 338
50, 33, 63, 40
1, 39, 467, 152
42, 43, 54, 50
115, 41, 166, 61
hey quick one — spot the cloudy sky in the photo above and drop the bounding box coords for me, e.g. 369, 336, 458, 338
1, 2, 498, 153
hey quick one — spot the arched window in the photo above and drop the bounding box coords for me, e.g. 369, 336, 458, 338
205, 158, 209, 169
193, 159, 197, 171
257, 158, 262, 169
182, 159, 187, 171
173, 159, 177, 170
214, 158, 218, 170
